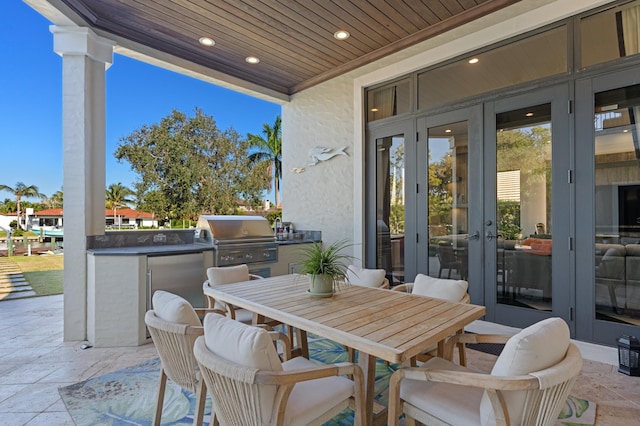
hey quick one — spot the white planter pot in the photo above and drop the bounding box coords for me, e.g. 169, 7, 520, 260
307, 274, 334, 297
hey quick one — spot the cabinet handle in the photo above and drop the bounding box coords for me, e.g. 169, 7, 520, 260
147, 269, 152, 311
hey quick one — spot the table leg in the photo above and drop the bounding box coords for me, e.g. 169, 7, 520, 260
357, 352, 376, 426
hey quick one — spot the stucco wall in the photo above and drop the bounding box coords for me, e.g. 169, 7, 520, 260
281, 75, 357, 253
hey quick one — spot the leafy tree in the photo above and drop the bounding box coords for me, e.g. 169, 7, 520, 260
115, 108, 269, 220
0, 198, 16, 214
248, 115, 282, 208
0, 182, 45, 229
389, 144, 405, 234
496, 125, 551, 238
47, 188, 64, 209
428, 153, 454, 228
106, 183, 134, 228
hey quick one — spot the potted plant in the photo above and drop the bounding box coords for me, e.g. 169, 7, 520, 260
298, 240, 354, 297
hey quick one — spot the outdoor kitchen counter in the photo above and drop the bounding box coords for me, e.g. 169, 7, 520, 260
276, 239, 316, 245
87, 243, 213, 256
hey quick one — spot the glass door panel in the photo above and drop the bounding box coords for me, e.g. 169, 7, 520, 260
376, 134, 406, 285
496, 104, 553, 310
487, 85, 570, 328
593, 84, 640, 326
427, 122, 469, 280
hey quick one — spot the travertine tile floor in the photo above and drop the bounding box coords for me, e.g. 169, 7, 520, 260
0, 294, 638, 425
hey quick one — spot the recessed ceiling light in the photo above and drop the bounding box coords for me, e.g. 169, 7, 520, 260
525, 112, 534, 117
334, 30, 350, 40
371, 108, 379, 112
445, 129, 452, 133
245, 56, 260, 64
468, 57, 479, 64
199, 37, 215, 46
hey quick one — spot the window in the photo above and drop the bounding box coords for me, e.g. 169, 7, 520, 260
581, 0, 640, 68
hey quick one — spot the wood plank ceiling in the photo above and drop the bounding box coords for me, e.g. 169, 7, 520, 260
60, 0, 520, 96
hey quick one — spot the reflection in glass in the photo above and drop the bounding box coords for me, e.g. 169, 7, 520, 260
496, 105, 553, 310
367, 79, 411, 122
376, 135, 405, 285
594, 84, 640, 326
427, 122, 468, 280
418, 27, 566, 111
581, 0, 640, 68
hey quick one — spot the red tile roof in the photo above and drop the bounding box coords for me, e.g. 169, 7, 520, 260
34, 208, 155, 219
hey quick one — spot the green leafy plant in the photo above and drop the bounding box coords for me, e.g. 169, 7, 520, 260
298, 240, 354, 284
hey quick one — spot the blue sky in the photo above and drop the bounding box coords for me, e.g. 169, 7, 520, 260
1, 1, 281, 203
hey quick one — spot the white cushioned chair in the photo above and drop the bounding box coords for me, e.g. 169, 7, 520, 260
145, 290, 225, 426
387, 317, 583, 426
346, 265, 390, 288
194, 313, 365, 425
204, 264, 309, 359
393, 274, 470, 365
203, 264, 263, 324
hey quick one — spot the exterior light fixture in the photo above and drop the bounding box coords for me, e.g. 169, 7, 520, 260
245, 56, 260, 64
617, 335, 640, 376
468, 57, 479, 64
199, 37, 215, 46
525, 112, 534, 117
334, 30, 350, 40
445, 129, 452, 133
371, 108, 379, 112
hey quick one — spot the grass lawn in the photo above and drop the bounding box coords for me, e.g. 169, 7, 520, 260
9, 255, 64, 297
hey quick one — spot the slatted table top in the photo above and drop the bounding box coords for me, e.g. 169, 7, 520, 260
203, 274, 485, 364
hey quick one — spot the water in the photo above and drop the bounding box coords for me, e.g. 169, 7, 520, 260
0, 239, 63, 255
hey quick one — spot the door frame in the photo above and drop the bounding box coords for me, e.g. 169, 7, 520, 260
365, 120, 416, 280
575, 67, 640, 345
483, 84, 573, 330
416, 105, 485, 304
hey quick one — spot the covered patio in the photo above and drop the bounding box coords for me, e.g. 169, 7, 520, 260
0, 294, 637, 424
12, 0, 640, 423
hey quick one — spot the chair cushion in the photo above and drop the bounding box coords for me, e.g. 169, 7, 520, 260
400, 357, 483, 425
152, 290, 201, 326
480, 317, 570, 426
203, 312, 283, 423
412, 274, 468, 302
206, 264, 250, 285
203, 312, 283, 372
346, 265, 386, 287
283, 357, 355, 425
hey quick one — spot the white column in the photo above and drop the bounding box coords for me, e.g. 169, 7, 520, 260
52, 26, 115, 341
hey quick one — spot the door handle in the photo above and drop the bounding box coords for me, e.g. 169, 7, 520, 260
486, 231, 495, 241
467, 231, 480, 240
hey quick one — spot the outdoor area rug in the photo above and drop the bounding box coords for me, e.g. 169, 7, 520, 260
59, 335, 596, 425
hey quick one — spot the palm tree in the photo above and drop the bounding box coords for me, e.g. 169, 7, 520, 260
248, 115, 282, 208
0, 182, 45, 229
49, 189, 64, 208
106, 183, 134, 229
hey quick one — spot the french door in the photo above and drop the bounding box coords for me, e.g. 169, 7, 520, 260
576, 68, 640, 345
484, 86, 572, 328
365, 120, 416, 284
414, 86, 572, 328
368, 86, 573, 330
416, 106, 484, 304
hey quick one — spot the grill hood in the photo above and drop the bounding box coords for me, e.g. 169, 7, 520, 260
195, 215, 275, 245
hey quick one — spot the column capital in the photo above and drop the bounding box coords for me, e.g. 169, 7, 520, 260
51, 26, 115, 67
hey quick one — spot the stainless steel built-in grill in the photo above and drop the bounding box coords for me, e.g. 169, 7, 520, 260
195, 215, 277, 273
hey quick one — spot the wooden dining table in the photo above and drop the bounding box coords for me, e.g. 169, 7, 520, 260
203, 273, 486, 425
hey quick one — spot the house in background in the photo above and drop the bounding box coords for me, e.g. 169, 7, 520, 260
24, 0, 640, 349
0, 213, 18, 231
27, 208, 158, 231
105, 208, 157, 229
